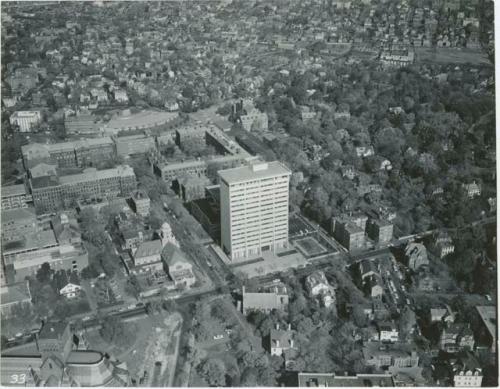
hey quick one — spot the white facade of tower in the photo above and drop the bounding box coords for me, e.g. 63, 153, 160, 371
219, 161, 291, 261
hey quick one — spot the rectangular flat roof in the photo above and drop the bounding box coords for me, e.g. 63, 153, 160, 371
218, 161, 291, 185
3, 229, 57, 259
1, 184, 26, 197
74, 137, 113, 148
1, 207, 36, 224
59, 165, 135, 185
161, 160, 205, 171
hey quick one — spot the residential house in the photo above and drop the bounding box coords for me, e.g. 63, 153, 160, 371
240, 108, 268, 132
270, 325, 296, 356
113, 89, 128, 103
130, 189, 151, 217
462, 181, 481, 199
430, 305, 455, 324
341, 165, 357, 180
440, 323, 475, 353
378, 321, 399, 343
404, 242, 429, 270
367, 275, 385, 301
359, 260, 379, 281
305, 271, 336, 308
430, 231, 455, 259
363, 342, 419, 370
60, 282, 82, 299
121, 228, 144, 251
355, 146, 375, 158
451, 354, 483, 387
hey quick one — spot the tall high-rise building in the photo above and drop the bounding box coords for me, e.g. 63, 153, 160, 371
218, 161, 291, 261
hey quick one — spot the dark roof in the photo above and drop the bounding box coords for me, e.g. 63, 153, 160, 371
30, 175, 60, 189
161, 243, 189, 267
66, 350, 103, 365
191, 198, 219, 223
39, 321, 68, 340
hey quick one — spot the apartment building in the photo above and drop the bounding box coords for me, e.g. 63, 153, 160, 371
219, 161, 291, 261
367, 218, 394, 243
333, 217, 366, 251
30, 165, 136, 213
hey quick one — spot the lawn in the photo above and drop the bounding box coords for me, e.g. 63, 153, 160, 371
84, 316, 154, 377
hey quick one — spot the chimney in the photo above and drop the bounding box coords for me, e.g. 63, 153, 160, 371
275, 339, 280, 348
290, 339, 294, 348
276, 323, 280, 330
288, 323, 291, 331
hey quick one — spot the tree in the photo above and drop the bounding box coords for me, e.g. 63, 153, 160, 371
36, 263, 53, 284
240, 367, 259, 387
198, 358, 226, 386
100, 316, 125, 344
1, 335, 8, 350
79, 208, 106, 247
399, 306, 417, 341
81, 265, 100, 280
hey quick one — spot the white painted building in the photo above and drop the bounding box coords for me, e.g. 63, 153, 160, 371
9, 111, 42, 132
60, 283, 82, 299
219, 161, 291, 261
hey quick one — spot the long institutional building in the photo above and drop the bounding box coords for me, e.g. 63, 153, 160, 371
30, 165, 136, 213
219, 161, 291, 261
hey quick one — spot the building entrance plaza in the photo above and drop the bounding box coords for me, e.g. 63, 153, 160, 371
212, 232, 338, 279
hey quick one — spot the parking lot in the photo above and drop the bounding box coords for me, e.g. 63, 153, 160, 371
289, 213, 316, 238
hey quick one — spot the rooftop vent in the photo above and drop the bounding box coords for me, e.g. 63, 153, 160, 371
251, 162, 268, 172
